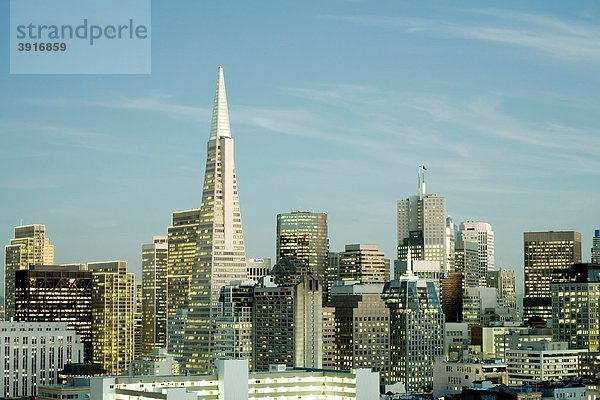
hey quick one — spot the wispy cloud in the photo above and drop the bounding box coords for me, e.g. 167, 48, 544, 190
25, 95, 210, 122
325, 10, 600, 63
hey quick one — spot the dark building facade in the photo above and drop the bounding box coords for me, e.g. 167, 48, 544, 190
442, 271, 463, 322
14, 264, 93, 362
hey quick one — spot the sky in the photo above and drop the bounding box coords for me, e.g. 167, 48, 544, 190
1, 1, 599, 297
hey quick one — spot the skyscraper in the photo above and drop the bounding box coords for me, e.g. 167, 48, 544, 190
523, 231, 582, 321
14, 264, 93, 362
184, 67, 248, 373
459, 221, 495, 279
454, 239, 480, 288
275, 211, 328, 286
338, 244, 389, 284
397, 166, 450, 275
487, 269, 517, 309
167, 208, 201, 318
382, 259, 445, 392
592, 230, 600, 264
141, 236, 168, 354
89, 261, 135, 375
4, 224, 54, 319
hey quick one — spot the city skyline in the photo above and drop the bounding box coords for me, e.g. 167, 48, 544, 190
2, 2, 600, 298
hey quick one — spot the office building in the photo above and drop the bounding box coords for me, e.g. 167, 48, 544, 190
459, 221, 495, 278
382, 259, 445, 392
294, 275, 323, 369
134, 282, 143, 359
167, 208, 200, 319
90, 359, 379, 400
523, 231, 582, 321
89, 261, 135, 375
505, 341, 584, 384
214, 281, 255, 368
442, 271, 464, 322
397, 165, 451, 275
4, 224, 54, 319
141, 236, 168, 354
184, 67, 248, 373
14, 264, 92, 362
338, 243, 389, 284
593, 230, 600, 264
444, 322, 470, 361
166, 308, 187, 362
0, 321, 83, 398
128, 348, 180, 376
487, 269, 517, 309
322, 306, 337, 369
246, 257, 271, 281
552, 263, 600, 374
455, 240, 480, 288
252, 280, 295, 371
276, 211, 328, 289
433, 357, 507, 398
462, 286, 498, 325
330, 282, 391, 384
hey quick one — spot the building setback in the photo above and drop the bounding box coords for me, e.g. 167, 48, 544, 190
14, 264, 92, 362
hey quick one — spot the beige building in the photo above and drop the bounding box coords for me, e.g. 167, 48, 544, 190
184, 67, 248, 373
128, 348, 180, 376
90, 261, 135, 375
339, 244, 389, 284
506, 341, 585, 384
4, 224, 54, 319
487, 268, 517, 309
433, 357, 507, 398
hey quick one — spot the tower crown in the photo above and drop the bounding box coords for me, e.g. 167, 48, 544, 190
209, 66, 232, 140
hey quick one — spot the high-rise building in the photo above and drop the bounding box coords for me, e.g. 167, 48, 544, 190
14, 264, 93, 362
382, 259, 445, 392
252, 280, 295, 371
523, 231, 582, 321
128, 348, 180, 376
397, 166, 450, 275
325, 251, 341, 304
487, 269, 517, 309
454, 240, 480, 288
338, 244, 389, 284
592, 230, 600, 264
252, 275, 323, 371
0, 321, 83, 399
330, 282, 391, 384
89, 261, 135, 375
441, 271, 463, 323
167, 208, 200, 318
551, 263, 600, 374
214, 281, 255, 368
275, 211, 328, 287
462, 286, 498, 325
166, 308, 188, 362
141, 236, 168, 354
184, 67, 248, 373
459, 221, 495, 279
135, 282, 143, 359
246, 257, 271, 281
294, 275, 323, 369
4, 224, 54, 319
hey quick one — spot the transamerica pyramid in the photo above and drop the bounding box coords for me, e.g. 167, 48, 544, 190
183, 66, 248, 373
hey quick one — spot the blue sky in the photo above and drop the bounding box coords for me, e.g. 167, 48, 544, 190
1, 1, 599, 296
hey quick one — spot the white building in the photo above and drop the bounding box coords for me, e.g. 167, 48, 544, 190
433, 356, 507, 398
459, 221, 494, 279
506, 341, 586, 384
90, 359, 380, 399
128, 348, 180, 376
0, 321, 83, 398
463, 286, 498, 324
444, 322, 470, 361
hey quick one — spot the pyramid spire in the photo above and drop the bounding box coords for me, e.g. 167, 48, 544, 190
209, 66, 232, 140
